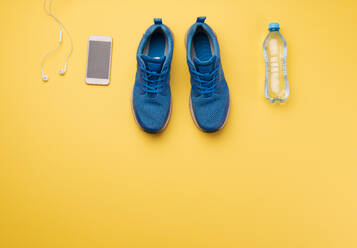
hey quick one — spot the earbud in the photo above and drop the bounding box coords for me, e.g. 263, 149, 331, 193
59, 62, 68, 75
42, 75, 49, 82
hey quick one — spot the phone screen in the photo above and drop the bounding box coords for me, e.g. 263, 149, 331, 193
87, 40, 112, 79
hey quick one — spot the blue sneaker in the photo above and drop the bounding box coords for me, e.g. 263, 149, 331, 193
185, 17, 230, 132
132, 18, 174, 133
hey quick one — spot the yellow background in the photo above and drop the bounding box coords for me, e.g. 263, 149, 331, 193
1, 0, 357, 247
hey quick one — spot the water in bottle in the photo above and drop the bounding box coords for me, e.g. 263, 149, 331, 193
263, 23, 289, 103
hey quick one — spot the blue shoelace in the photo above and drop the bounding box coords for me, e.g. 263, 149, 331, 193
139, 65, 168, 94
190, 66, 219, 94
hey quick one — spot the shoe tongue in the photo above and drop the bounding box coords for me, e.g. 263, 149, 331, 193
140, 54, 165, 73
193, 56, 216, 73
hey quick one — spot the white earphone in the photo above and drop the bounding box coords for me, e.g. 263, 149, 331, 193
41, 0, 73, 82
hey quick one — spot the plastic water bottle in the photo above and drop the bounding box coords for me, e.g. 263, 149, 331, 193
263, 23, 289, 103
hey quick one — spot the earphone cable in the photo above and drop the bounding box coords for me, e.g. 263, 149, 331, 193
41, 0, 73, 78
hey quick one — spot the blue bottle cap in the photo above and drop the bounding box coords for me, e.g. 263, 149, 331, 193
269, 23, 280, 31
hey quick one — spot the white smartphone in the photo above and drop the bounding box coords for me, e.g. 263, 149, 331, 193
86, 35, 113, 85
